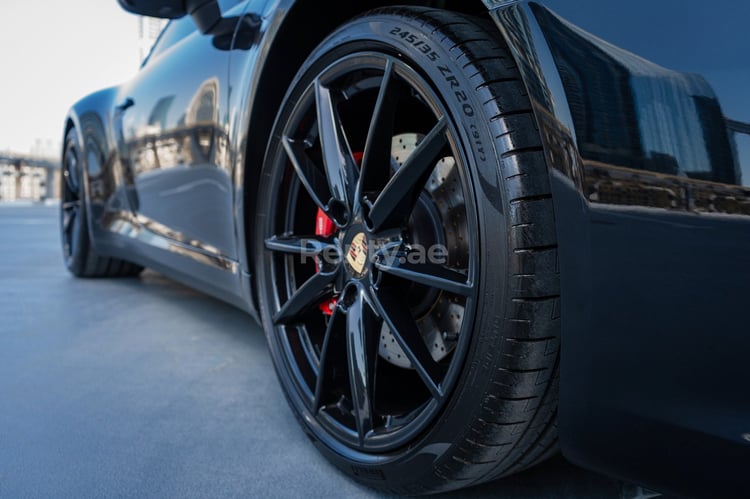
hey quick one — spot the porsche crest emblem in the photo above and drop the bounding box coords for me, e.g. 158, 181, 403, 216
346, 232, 368, 277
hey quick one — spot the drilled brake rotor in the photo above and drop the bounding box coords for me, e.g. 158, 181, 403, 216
377, 133, 468, 369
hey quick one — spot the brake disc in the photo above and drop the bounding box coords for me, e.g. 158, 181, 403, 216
378, 133, 467, 368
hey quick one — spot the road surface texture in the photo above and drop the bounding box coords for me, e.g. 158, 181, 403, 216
0, 205, 649, 498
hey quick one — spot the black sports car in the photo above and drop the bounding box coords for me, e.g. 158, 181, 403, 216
61, 0, 750, 496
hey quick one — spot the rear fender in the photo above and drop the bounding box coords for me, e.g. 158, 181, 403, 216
487, 1, 750, 497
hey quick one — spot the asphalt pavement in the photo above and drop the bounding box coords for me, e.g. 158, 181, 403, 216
0, 205, 637, 498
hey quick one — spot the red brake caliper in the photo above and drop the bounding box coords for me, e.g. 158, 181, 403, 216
315, 207, 337, 316
316, 151, 364, 316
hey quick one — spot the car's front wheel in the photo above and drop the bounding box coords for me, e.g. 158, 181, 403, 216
256, 7, 560, 494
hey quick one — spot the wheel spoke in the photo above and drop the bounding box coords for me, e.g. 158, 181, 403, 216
374, 255, 474, 296
62, 209, 76, 234
63, 172, 76, 195
62, 200, 80, 235
62, 200, 80, 211
265, 235, 337, 260
370, 290, 445, 398
345, 289, 381, 445
64, 154, 79, 195
358, 60, 399, 199
282, 137, 339, 221
273, 270, 338, 325
368, 117, 448, 231
315, 79, 358, 208
314, 306, 346, 411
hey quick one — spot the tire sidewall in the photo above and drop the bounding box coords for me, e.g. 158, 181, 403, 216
256, 12, 512, 491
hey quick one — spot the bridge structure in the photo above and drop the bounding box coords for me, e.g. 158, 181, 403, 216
0, 154, 60, 202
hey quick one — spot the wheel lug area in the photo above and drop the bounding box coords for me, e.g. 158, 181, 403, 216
327, 199, 350, 228
360, 198, 375, 232
339, 282, 359, 310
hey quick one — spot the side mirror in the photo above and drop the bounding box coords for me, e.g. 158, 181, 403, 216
117, 0, 186, 19
117, 0, 238, 36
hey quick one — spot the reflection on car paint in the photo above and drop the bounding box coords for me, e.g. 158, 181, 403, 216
490, 2, 750, 497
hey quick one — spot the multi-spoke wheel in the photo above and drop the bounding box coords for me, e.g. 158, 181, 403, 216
61, 129, 84, 269
256, 8, 560, 494
60, 128, 142, 278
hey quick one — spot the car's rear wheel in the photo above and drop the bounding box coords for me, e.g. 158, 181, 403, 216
60, 128, 143, 278
256, 7, 559, 494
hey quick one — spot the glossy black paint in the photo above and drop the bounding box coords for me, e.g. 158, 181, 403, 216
64, 0, 749, 496
117, 0, 186, 19
119, 16, 236, 259
487, 1, 750, 496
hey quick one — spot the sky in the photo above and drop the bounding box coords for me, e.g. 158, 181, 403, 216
0, 1, 143, 158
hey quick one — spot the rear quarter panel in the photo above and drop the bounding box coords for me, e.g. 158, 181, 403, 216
491, 1, 750, 496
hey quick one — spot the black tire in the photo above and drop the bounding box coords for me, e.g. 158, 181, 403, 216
255, 7, 559, 495
60, 128, 143, 278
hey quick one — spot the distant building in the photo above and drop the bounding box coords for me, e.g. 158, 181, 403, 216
0, 155, 60, 202
138, 17, 168, 63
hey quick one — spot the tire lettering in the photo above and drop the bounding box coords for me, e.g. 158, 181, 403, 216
470, 124, 487, 161
389, 24, 486, 161
437, 65, 476, 118
389, 27, 439, 62
437, 65, 452, 76
351, 466, 386, 481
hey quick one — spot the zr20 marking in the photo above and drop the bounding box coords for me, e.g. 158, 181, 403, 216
389, 27, 439, 61
387, 23, 487, 163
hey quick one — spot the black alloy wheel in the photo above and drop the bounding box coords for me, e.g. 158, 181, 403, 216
263, 52, 479, 452
61, 129, 83, 268
256, 7, 560, 494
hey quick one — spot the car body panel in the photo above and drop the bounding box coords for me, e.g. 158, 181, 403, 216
487, 1, 750, 496
64, 0, 749, 495
66, 1, 260, 313
117, 24, 237, 260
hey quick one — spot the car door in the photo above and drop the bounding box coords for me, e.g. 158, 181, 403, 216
116, 0, 247, 261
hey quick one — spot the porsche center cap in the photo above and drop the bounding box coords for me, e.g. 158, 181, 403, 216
346, 232, 369, 278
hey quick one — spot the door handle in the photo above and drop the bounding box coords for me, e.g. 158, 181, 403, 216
115, 97, 135, 113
